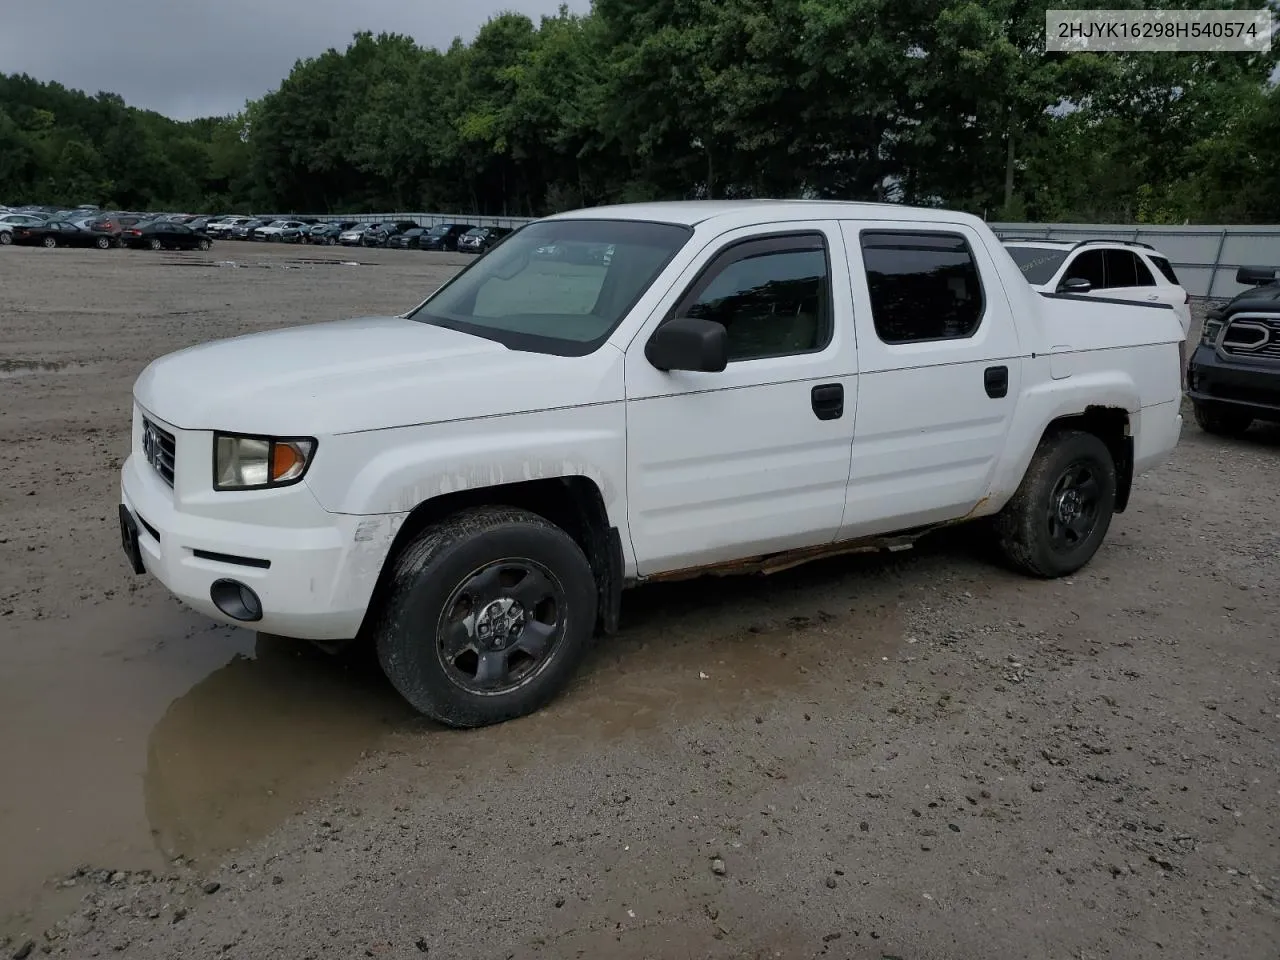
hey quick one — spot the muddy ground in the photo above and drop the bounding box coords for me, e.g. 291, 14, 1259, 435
0, 242, 1276, 960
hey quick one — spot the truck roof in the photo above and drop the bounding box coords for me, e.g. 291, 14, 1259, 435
546, 199, 989, 230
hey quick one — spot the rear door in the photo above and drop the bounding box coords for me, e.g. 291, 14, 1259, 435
837, 221, 1025, 538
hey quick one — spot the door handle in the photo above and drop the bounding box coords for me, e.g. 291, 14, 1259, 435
984, 365, 1009, 399
811, 383, 844, 420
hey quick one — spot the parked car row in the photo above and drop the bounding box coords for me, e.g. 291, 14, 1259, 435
1, 217, 216, 250
3, 203, 521, 255
1, 205, 222, 247
202, 216, 514, 253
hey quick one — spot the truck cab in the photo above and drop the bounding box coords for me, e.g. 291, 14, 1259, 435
119, 201, 1184, 727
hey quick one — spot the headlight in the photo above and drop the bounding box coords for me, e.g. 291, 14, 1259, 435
214, 433, 316, 490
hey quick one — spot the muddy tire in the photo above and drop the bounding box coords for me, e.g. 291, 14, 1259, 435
1192, 400, 1252, 437
993, 429, 1117, 579
373, 506, 598, 728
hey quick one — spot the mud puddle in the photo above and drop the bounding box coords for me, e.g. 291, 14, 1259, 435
1, 552, 912, 938
0, 358, 99, 379
0, 602, 412, 936
375, 553, 909, 786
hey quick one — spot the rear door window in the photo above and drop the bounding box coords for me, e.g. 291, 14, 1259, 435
1103, 249, 1155, 288
860, 230, 985, 342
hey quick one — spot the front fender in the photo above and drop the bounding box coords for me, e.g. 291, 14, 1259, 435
303, 404, 629, 527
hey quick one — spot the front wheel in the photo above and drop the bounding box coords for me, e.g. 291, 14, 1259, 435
373, 506, 598, 728
1193, 400, 1252, 437
0, 231, 12, 245
993, 429, 1117, 578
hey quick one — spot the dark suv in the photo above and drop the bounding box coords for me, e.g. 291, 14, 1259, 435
1186, 265, 1280, 436
418, 222, 476, 252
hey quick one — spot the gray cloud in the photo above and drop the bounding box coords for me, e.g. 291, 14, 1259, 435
0, 0, 590, 120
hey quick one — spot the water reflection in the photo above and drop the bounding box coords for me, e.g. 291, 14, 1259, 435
143, 634, 414, 862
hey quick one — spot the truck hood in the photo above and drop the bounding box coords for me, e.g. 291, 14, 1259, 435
133, 316, 622, 435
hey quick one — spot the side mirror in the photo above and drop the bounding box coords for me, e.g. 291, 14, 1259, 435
1059, 277, 1092, 294
1236, 265, 1278, 286
645, 316, 729, 373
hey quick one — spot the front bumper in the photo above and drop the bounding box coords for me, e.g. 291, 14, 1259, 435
1186, 342, 1280, 421
120, 446, 390, 641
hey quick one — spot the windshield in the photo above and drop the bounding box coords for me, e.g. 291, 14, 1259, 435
409, 219, 693, 356
1004, 245, 1070, 285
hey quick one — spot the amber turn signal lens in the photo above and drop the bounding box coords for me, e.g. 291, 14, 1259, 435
271, 441, 302, 481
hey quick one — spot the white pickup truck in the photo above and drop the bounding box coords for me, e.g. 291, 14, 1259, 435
119, 201, 1184, 727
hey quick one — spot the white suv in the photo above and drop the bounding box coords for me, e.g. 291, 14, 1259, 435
1002, 238, 1192, 337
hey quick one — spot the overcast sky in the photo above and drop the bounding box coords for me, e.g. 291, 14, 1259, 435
0, 0, 591, 120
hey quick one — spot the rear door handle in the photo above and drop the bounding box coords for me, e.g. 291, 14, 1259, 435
811, 383, 844, 420
984, 365, 1009, 399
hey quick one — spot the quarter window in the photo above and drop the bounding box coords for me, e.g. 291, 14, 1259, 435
860, 231, 985, 343
675, 234, 831, 361
1149, 255, 1180, 285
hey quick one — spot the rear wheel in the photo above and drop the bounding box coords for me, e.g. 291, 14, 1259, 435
43, 236, 57, 248
197, 238, 211, 251
373, 506, 598, 728
994, 429, 1117, 578
149, 238, 162, 251
95, 236, 109, 249
1193, 400, 1252, 437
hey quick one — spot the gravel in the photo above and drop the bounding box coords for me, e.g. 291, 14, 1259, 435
1, 252, 1276, 959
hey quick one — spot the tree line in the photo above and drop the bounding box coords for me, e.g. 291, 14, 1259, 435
2, 0, 1278, 224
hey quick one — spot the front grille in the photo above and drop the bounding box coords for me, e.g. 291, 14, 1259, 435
1221, 318, 1280, 360
141, 416, 176, 487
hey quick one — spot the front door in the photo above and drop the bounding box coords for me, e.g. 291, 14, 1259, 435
624, 222, 859, 576
837, 221, 1026, 538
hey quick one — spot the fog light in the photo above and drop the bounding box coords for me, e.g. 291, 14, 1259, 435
210, 579, 263, 622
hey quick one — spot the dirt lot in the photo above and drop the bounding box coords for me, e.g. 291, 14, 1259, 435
1, 242, 1277, 960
